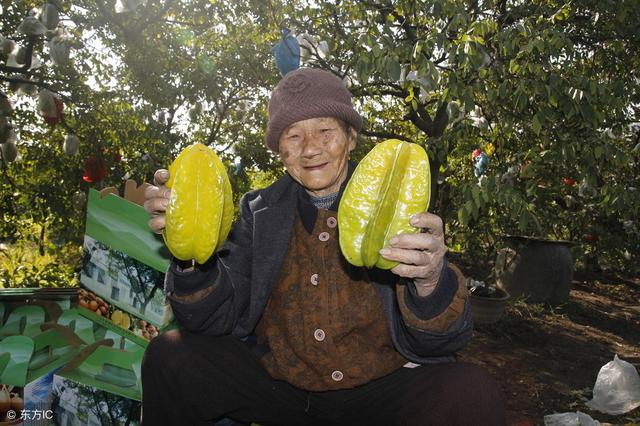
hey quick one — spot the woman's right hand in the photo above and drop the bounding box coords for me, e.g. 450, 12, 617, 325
144, 169, 171, 234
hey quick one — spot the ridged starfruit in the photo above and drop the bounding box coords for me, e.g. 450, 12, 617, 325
338, 139, 430, 269
163, 143, 233, 264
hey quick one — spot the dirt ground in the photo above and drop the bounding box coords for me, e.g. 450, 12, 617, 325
458, 272, 640, 426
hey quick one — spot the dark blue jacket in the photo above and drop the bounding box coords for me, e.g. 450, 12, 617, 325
164, 172, 473, 363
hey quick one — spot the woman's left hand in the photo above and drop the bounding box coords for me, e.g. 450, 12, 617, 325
379, 212, 447, 297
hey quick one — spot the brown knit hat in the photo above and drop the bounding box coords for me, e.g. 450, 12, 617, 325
265, 68, 362, 152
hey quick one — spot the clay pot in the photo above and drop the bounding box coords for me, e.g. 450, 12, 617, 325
470, 287, 510, 324
496, 236, 576, 304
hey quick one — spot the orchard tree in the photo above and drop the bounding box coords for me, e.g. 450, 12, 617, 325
1, 0, 639, 287
0, 0, 283, 286
255, 0, 640, 272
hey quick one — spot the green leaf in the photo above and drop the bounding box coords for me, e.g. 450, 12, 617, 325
471, 185, 482, 209
487, 88, 497, 104
465, 200, 477, 221
498, 82, 509, 99
518, 210, 529, 231
458, 204, 470, 226
594, 145, 604, 159
413, 41, 422, 58
481, 187, 490, 205
463, 185, 472, 200
532, 114, 542, 135
486, 175, 496, 194
356, 56, 370, 83
560, 96, 574, 116
509, 59, 520, 74
579, 103, 598, 127
385, 56, 402, 81
515, 89, 529, 112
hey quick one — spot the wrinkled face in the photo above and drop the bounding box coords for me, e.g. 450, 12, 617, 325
278, 117, 357, 197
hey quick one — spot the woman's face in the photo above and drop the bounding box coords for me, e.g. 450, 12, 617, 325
278, 117, 356, 197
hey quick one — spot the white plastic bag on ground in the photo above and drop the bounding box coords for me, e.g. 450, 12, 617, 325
586, 354, 640, 415
543, 411, 600, 426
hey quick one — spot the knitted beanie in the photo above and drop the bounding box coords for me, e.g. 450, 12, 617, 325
265, 68, 363, 152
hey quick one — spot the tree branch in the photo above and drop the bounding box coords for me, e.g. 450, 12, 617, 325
360, 128, 413, 142
136, 0, 177, 34
350, 86, 406, 98
406, 106, 433, 134
206, 87, 241, 147
95, 0, 129, 37
164, 106, 178, 138
0, 75, 85, 106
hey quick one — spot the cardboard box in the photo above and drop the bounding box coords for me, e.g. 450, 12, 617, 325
51, 371, 141, 426
50, 328, 146, 425
0, 181, 183, 424
80, 235, 169, 330
0, 288, 169, 343
0, 298, 71, 340
80, 183, 173, 330
0, 286, 153, 425
0, 324, 83, 425
56, 308, 149, 350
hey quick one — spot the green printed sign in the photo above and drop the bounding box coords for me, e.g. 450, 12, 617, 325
85, 189, 170, 272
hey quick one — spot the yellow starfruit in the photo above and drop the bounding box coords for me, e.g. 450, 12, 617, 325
338, 139, 430, 269
163, 143, 233, 264
111, 310, 131, 329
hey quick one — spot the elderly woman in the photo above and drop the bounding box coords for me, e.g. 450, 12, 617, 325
142, 68, 505, 426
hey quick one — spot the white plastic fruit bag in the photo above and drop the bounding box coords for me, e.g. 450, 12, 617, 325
543, 411, 600, 426
586, 355, 640, 415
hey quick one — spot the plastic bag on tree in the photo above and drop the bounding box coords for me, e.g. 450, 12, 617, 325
14, 78, 38, 97
0, 127, 16, 146
0, 96, 12, 116
17, 16, 47, 36
1, 140, 18, 163
585, 355, 640, 415
83, 156, 108, 183
37, 89, 63, 125
0, 36, 16, 55
5, 51, 23, 68
296, 33, 317, 63
6, 48, 43, 70
0, 117, 9, 142
272, 28, 300, 77
188, 102, 201, 120
543, 411, 600, 426
115, 0, 146, 13
37, 90, 57, 117
63, 134, 80, 155
317, 41, 330, 58
42, 3, 60, 30
48, 35, 71, 66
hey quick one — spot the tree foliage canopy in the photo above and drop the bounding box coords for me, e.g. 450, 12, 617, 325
1, 0, 639, 287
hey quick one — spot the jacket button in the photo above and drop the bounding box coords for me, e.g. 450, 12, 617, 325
326, 216, 337, 228
318, 232, 330, 242
331, 370, 343, 381
310, 274, 319, 286
314, 329, 325, 341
